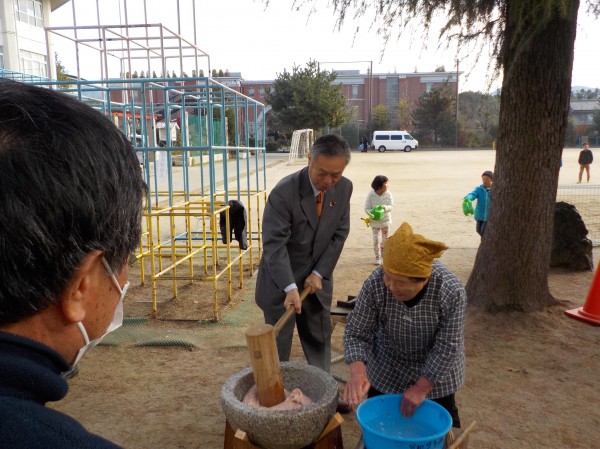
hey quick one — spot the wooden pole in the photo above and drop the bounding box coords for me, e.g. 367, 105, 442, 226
448, 421, 477, 449
245, 287, 311, 407
245, 323, 285, 407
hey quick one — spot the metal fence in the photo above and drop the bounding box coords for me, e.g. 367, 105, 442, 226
557, 184, 600, 244
3, 74, 268, 321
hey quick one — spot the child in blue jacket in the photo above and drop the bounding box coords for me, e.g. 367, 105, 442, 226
464, 171, 493, 237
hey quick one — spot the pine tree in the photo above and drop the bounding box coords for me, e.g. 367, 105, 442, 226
267, 60, 348, 130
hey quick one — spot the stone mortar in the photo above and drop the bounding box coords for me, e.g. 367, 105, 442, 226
221, 361, 338, 449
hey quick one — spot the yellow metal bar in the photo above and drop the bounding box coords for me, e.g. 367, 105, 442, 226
238, 248, 244, 290
139, 226, 149, 285
147, 215, 158, 319
186, 201, 194, 283
132, 192, 267, 321
153, 248, 205, 276
246, 200, 253, 275
225, 209, 233, 301
211, 211, 220, 321
169, 210, 177, 298
156, 214, 163, 274
202, 207, 208, 274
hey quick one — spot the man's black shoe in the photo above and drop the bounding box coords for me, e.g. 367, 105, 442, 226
336, 397, 352, 414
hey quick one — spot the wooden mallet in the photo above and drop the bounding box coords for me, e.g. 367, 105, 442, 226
245, 286, 312, 407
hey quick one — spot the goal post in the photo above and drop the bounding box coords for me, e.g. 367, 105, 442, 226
288, 129, 314, 165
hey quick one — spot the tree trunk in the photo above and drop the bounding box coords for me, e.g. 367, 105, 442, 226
466, 0, 580, 312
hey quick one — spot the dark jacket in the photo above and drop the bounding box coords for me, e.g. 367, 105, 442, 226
0, 331, 123, 449
219, 199, 248, 250
578, 149, 593, 165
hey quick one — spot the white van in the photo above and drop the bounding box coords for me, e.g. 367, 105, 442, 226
372, 130, 419, 152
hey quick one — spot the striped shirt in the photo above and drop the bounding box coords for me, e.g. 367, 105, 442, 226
344, 261, 466, 399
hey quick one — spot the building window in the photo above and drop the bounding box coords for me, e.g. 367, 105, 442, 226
386, 76, 399, 112
19, 50, 47, 77
259, 88, 265, 98
15, 0, 45, 27
248, 88, 255, 97
352, 85, 359, 99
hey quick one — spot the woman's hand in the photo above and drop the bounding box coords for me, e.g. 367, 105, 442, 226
400, 376, 434, 418
343, 362, 371, 409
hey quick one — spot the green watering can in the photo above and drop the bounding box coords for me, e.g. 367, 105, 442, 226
366, 205, 385, 221
462, 198, 474, 216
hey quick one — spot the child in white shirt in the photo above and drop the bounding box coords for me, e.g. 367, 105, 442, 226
365, 175, 394, 265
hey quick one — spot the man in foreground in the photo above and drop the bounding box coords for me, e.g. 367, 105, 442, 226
0, 79, 146, 448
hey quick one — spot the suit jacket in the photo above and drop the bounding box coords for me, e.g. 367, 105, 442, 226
256, 166, 353, 312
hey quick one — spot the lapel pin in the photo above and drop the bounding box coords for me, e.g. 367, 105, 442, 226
329, 201, 336, 207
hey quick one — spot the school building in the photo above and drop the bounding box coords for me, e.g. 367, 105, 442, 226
238, 70, 460, 126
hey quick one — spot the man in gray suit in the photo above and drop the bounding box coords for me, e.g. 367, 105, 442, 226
256, 134, 353, 375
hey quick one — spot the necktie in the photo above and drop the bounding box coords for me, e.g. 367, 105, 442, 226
316, 191, 324, 217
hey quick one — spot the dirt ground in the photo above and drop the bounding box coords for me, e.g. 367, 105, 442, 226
51, 148, 600, 449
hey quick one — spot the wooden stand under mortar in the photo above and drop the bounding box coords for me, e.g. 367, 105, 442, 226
224, 413, 344, 449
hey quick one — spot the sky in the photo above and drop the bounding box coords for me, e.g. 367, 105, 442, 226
51, 0, 600, 93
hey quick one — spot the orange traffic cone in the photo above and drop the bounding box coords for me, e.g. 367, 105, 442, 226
565, 266, 600, 326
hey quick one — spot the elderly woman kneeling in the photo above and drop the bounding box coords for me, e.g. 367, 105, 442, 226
343, 222, 466, 428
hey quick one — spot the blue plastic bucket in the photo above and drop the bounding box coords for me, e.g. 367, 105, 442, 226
356, 394, 452, 449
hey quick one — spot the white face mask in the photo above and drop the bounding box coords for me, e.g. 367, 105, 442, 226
70, 257, 129, 367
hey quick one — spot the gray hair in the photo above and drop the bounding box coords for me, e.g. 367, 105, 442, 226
310, 133, 351, 165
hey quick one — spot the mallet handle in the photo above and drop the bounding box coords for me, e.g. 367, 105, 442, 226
448, 421, 477, 449
273, 287, 311, 336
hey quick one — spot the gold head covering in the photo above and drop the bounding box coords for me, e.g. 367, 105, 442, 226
382, 222, 448, 278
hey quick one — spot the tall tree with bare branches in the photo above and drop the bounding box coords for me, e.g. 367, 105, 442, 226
291, 0, 599, 312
